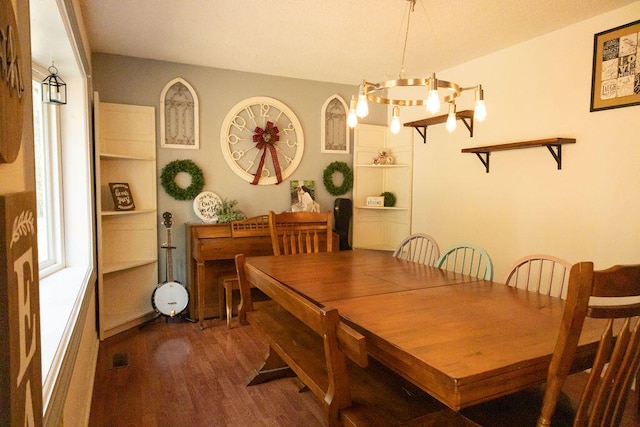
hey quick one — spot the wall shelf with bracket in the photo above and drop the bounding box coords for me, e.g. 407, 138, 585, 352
404, 110, 475, 143
461, 137, 576, 173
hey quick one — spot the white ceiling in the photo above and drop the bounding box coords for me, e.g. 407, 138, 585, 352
39, 0, 637, 85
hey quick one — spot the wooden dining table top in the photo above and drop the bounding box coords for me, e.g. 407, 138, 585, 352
244, 249, 606, 410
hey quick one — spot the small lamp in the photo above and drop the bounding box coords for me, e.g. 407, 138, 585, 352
41, 64, 67, 105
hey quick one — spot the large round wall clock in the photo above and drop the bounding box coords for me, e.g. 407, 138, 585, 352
220, 96, 304, 185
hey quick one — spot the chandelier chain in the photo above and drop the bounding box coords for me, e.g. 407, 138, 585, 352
399, 0, 416, 79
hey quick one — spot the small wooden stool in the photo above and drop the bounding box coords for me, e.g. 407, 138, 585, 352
218, 274, 239, 329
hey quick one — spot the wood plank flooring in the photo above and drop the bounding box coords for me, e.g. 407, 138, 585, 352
89, 317, 640, 427
89, 317, 324, 426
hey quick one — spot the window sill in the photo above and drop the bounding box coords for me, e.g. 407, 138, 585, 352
39, 266, 93, 407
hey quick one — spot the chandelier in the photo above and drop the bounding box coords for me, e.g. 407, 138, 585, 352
347, 0, 486, 134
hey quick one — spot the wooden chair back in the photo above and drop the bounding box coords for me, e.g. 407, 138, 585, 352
217, 215, 272, 328
393, 233, 440, 266
505, 254, 572, 299
435, 243, 493, 280
268, 210, 333, 256
537, 262, 640, 427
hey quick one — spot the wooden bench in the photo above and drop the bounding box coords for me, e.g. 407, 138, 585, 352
235, 254, 479, 427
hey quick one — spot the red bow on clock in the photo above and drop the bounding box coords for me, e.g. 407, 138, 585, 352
251, 121, 283, 185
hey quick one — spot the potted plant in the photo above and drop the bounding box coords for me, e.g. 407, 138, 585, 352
380, 191, 396, 207
214, 198, 246, 223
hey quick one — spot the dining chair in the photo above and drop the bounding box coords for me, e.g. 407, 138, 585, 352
217, 215, 270, 329
435, 243, 493, 280
268, 210, 333, 255
504, 254, 572, 299
393, 233, 440, 266
462, 262, 640, 427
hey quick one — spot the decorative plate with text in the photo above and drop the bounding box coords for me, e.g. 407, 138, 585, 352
193, 191, 221, 223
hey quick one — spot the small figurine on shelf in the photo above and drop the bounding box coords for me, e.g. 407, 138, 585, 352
373, 150, 394, 165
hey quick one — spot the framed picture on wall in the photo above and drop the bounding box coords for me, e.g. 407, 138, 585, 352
290, 180, 319, 212
321, 94, 349, 154
590, 19, 640, 112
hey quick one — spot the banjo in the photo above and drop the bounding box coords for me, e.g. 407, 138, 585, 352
152, 211, 189, 317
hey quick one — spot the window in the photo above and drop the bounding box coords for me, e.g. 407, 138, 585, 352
32, 66, 64, 277
30, 1, 96, 423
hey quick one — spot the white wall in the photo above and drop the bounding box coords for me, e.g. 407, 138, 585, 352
405, 2, 640, 282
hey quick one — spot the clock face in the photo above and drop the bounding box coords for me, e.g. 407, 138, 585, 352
220, 96, 304, 185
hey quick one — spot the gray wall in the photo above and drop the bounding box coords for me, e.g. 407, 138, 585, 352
91, 53, 386, 281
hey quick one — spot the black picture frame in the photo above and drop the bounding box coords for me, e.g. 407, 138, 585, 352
590, 19, 640, 112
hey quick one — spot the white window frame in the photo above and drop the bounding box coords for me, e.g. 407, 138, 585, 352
32, 64, 65, 277
30, 1, 96, 424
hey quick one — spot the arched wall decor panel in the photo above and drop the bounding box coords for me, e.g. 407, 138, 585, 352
321, 94, 349, 154
160, 77, 199, 149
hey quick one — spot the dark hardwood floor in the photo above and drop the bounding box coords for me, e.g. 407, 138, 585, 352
89, 317, 324, 426
89, 316, 640, 427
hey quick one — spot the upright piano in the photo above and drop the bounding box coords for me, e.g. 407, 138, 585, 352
185, 215, 272, 328
186, 214, 340, 329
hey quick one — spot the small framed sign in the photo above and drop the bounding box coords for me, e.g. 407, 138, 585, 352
109, 183, 135, 211
366, 196, 384, 207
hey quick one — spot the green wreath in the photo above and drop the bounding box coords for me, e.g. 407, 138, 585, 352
323, 161, 353, 196
160, 159, 205, 201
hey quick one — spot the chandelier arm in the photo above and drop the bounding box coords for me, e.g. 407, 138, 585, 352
363, 76, 467, 106
367, 94, 425, 107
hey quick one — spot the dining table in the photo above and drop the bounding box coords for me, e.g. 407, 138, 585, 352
243, 249, 607, 410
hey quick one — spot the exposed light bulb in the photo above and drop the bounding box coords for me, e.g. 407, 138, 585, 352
474, 100, 487, 122
356, 84, 369, 118
347, 110, 358, 128
446, 103, 457, 132
347, 96, 358, 128
425, 73, 440, 114
426, 90, 440, 114
356, 94, 369, 118
390, 106, 401, 134
474, 85, 487, 122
